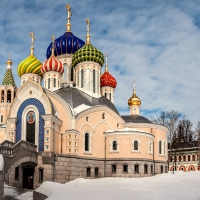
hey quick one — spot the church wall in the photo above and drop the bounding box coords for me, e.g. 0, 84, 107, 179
0, 128, 6, 143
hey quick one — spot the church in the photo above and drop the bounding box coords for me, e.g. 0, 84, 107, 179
0, 5, 167, 189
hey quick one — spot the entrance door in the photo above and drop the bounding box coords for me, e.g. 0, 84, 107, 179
23, 168, 34, 189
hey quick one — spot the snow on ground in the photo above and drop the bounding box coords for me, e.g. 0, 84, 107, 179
35, 171, 200, 200
4, 184, 33, 200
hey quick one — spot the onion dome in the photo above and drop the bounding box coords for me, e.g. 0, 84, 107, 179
17, 32, 43, 77
100, 53, 117, 88
42, 36, 64, 74
72, 18, 104, 67
2, 54, 16, 88
128, 81, 141, 106
46, 4, 85, 59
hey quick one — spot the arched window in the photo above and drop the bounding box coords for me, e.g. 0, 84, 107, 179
149, 142, 151, 152
85, 133, 89, 151
192, 155, 195, 161
109, 93, 111, 101
63, 63, 68, 81
86, 68, 90, 91
26, 111, 36, 144
48, 78, 50, 89
1, 90, 4, 103
7, 90, 11, 103
93, 69, 95, 93
179, 155, 181, 162
105, 92, 107, 98
188, 155, 190, 161
81, 69, 84, 88
112, 141, 117, 150
0, 115, 3, 123
134, 140, 138, 150
53, 78, 56, 88
159, 141, 162, 154
170, 156, 172, 162
183, 155, 186, 161
163, 142, 165, 155
70, 66, 73, 81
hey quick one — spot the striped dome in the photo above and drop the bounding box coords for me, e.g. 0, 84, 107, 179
17, 55, 43, 77
42, 55, 64, 74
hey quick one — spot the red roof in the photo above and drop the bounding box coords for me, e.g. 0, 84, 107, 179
100, 71, 117, 88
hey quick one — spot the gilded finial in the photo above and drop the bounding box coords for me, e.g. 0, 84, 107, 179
105, 52, 108, 72
128, 80, 141, 107
6, 53, 12, 67
66, 4, 72, 32
86, 18, 90, 44
133, 80, 136, 95
51, 35, 55, 56
29, 32, 36, 55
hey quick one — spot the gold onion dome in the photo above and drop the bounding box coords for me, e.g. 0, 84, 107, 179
128, 81, 141, 106
72, 18, 104, 67
17, 32, 42, 77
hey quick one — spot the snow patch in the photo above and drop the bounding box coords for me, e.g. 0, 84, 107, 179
73, 104, 92, 115
0, 154, 4, 171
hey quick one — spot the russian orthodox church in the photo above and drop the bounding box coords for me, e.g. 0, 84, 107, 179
0, 5, 168, 189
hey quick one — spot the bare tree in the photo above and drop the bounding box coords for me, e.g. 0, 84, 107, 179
151, 110, 181, 149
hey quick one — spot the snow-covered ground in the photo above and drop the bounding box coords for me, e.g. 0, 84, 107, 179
35, 171, 200, 200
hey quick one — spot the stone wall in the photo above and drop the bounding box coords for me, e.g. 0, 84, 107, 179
33, 191, 48, 200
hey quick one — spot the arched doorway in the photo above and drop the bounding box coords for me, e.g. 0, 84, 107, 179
179, 165, 186, 171
170, 166, 175, 171
188, 165, 195, 171
26, 111, 36, 144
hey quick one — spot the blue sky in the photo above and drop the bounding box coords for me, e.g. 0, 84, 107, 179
0, 0, 200, 127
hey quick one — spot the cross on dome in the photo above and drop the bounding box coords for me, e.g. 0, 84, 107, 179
66, 4, 72, 32
29, 32, 36, 55
86, 18, 90, 44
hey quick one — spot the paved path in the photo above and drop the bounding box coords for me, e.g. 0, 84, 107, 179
3, 185, 33, 200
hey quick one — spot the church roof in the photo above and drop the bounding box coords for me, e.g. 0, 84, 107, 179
2, 69, 16, 87
121, 115, 152, 124
54, 87, 119, 114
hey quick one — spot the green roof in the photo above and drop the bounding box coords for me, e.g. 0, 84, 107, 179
2, 69, 16, 87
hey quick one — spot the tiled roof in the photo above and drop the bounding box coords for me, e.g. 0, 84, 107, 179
2, 69, 16, 87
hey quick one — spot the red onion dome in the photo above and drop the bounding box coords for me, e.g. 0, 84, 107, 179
100, 71, 117, 88
42, 53, 64, 75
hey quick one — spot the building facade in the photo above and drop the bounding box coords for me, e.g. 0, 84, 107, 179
0, 5, 168, 189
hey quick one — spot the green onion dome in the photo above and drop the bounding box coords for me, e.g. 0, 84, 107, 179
72, 43, 104, 67
17, 55, 43, 77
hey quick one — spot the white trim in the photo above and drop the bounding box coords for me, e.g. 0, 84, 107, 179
21, 105, 39, 151
109, 138, 119, 153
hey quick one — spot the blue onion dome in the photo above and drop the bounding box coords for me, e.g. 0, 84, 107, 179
72, 18, 104, 67
46, 32, 85, 59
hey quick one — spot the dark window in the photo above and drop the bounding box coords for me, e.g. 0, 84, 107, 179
144, 164, 148, 174
93, 69, 95, 93
53, 78, 56, 87
15, 167, 19, 180
151, 165, 153, 174
86, 167, 91, 177
7, 90, 11, 103
170, 156, 172, 162
188, 155, 190, 161
134, 164, 139, 174
0, 115, 3, 123
71, 67, 73, 81
81, 69, 84, 88
159, 141, 162, 154
134, 141, 138, 150
192, 155, 195, 161
165, 166, 167, 173
112, 141, 117, 150
183, 155, 186, 161
105, 93, 107, 98
48, 78, 50, 89
85, 133, 89, 151
39, 168, 43, 183
95, 168, 99, 177
160, 166, 163, 173
123, 165, 128, 173
179, 156, 181, 162
112, 164, 116, 173
109, 93, 111, 100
